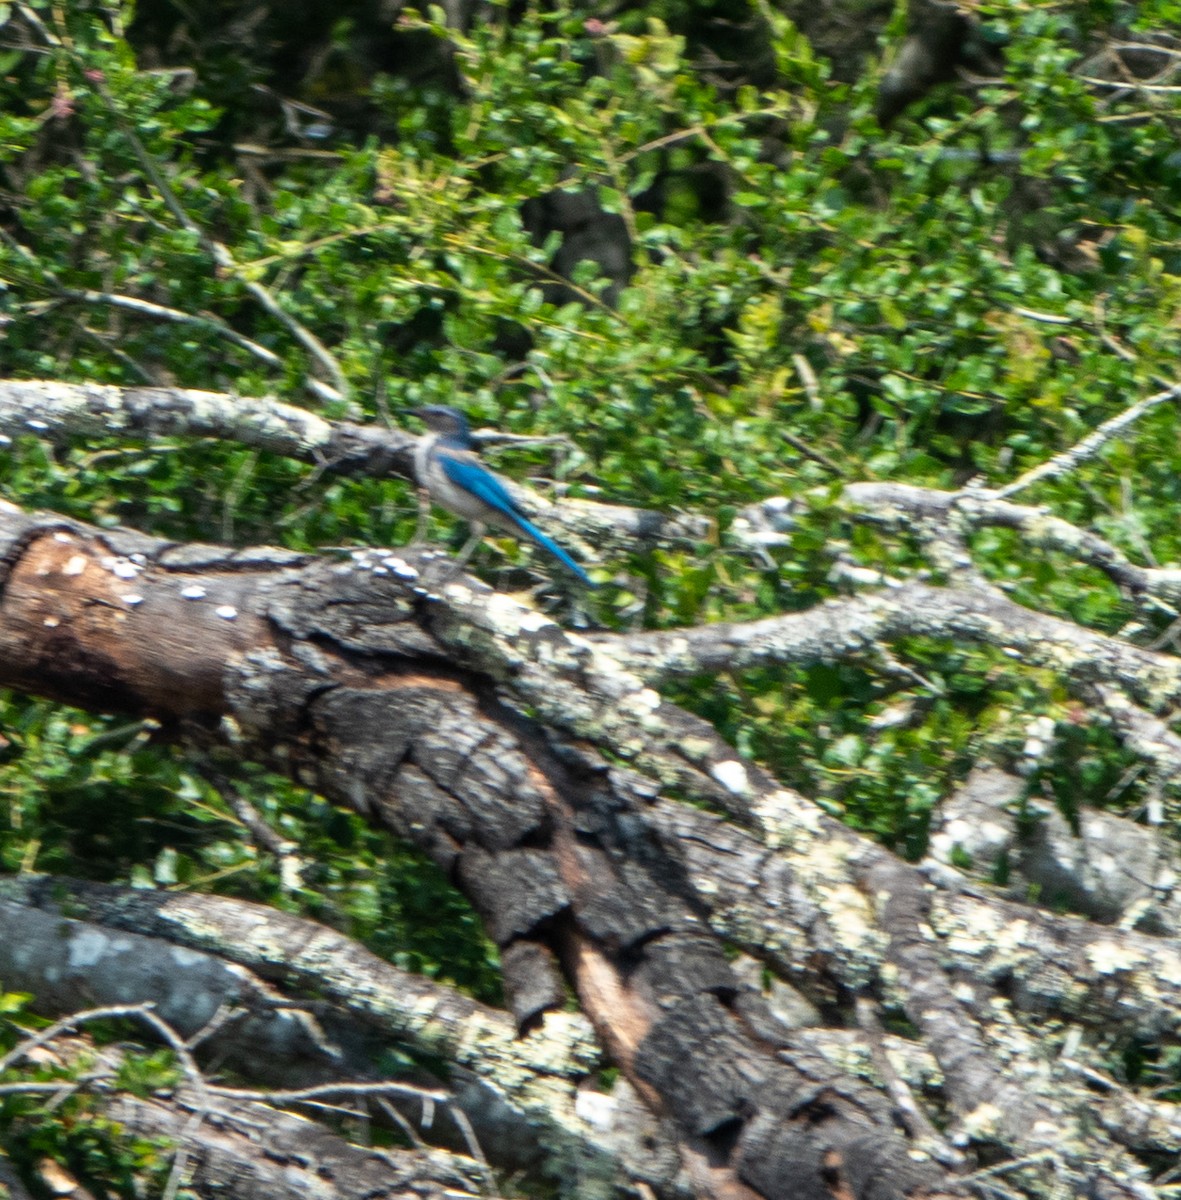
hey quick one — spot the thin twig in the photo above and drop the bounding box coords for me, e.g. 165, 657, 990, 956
0, 998, 215, 1200
197, 764, 304, 888
184, 1002, 244, 1052
119, 1008, 210, 1200
0, 218, 285, 372
15, 4, 346, 401
59, 289, 284, 368
447, 1102, 498, 1196
853, 996, 964, 1169
997, 381, 1181, 499
106, 102, 348, 400
1010, 306, 1075, 325
375, 1096, 429, 1151
206, 1079, 449, 1105
0, 1002, 156, 1074
0, 1080, 95, 1097
1080, 74, 1181, 93
782, 428, 844, 476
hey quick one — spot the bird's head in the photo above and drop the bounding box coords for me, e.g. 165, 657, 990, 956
413, 405, 472, 445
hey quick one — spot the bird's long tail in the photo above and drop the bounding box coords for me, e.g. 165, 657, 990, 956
511, 514, 593, 586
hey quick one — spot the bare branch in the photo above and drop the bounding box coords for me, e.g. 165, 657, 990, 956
996, 381, 1181, 499
0, 380, 693, 550
597, 579, 1181, 717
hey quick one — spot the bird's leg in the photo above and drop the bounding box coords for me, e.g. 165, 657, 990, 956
410, 486, 432, 544
430, 522, 486, 585
453, 522, 486, 570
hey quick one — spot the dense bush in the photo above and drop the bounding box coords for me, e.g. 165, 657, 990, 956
1, 0, 1180, 1185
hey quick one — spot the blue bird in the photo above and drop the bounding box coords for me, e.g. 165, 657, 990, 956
412, 405, 592, 585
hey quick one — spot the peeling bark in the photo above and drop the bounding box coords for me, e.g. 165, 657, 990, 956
0, 476, 1174, 1199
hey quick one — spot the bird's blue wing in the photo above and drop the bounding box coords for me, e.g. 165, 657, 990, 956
439, 453, 521, 521
440, 453, 592, 584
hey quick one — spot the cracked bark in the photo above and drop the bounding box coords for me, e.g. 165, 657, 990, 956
0, 511, 959, 1200
0, 497, 1171, 1199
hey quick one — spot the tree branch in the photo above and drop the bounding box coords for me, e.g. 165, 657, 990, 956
0, 380, 701, 550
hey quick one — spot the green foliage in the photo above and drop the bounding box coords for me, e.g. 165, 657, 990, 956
0, 694, 501, 997
0, 0, 1178, 1079
0, 1063, 177, 1200
0, 996, 179, 1199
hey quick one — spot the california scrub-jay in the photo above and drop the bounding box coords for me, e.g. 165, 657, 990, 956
412, 405, 592, 585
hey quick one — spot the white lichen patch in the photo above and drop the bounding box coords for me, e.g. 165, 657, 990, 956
67, 927, 131, 968
169, 945, 209, 968
480, 591, 548, 638
752, 787, 823, 845
1085, 938, 1140, 975
386, 557, 419, 580
442, 579, 481, 604
823, 882, 877, 949
574, 1089, 618, 1130
62, 555, 88, 576
1092, 852, 1118, 877
1150, 946, 1181, 987
121, 594, 144, 606
926, 832, 952, 862
180, 585, 207, 600
626, 687, 661, 713
111, 559, 140, 579
711, 759, 750, 796
617, 687, 665, 733
677, 734, 716, 760
219, 715, 243, 743
977, 819, 1009, 846
519, 609, 556, 634
988, 917, 1030, 956
1027, 1119, 1061, 1145
960, 1101, 1003, 1139
935, 904, 1000, 958
662, 634, 693, 665
280, 855, 305, 891
514, 1009, 601, 1073
214, 605, 238, 620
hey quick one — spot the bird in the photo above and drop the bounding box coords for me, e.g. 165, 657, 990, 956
412, 405, 593, 585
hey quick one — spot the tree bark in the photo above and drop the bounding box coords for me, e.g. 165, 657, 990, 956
0, 494, 1166, 1200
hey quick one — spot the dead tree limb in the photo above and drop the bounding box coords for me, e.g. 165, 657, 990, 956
0, 500, 1169, 1199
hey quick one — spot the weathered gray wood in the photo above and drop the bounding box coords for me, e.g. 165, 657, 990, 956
0, 493, 1168, 1200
